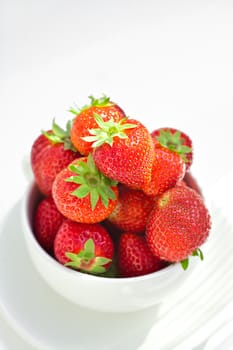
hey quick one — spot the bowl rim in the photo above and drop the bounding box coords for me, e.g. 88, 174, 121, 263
21, 181, 184, 284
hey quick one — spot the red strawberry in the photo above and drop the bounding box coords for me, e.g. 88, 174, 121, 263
108, 185, 156, 234
118, 232, 165, 277
142, 144, 185, 196
83, 114, 154, 189
31, 120, 80, 196
70, 95, 126, 155
151, 127, 193, 170
54, 219, 114, 274
34, 196, 64, 254
52, 154, 118, 223
146, 186, 211, 264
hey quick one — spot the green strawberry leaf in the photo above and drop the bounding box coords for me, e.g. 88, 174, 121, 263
69, 95, 112, 116
42, 118, 77, 152
178, 145, 192, 154
90, 189, 99, 210
86, 152, 99, 173
89, 266, 106, 274
68, 102, 80, 116
64, 238, 112, 274
65, 253, 82, 269
68, 163, 87, 175
100, 259, 119, 277
84, 238, 95, 257
192, 248, 204, 260
180, 248, 204, 270
52, 121, 67, 139
99, 190, 109, 208
72, 185, 90, 198
82, 114, 137, 148
88, 95, 111, 107
95, 257, 112, 266
65, 175, 85, 185
65, 252, 82, 263
180, 258, 189, 270
104, 177, 118, 187
65, 154, 118, 210
156, 129, 192, 162
102, 186, 117, 200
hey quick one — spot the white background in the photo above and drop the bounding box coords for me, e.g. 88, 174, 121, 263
0, 0, 233, 349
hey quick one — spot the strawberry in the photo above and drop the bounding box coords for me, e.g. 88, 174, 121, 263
146, 186, 211, 263
151, 127, 193, 170
83, 114, 154, 189
52, 154, 118, 223
118, 232, 165, 277
54, 219, 114, 274
108, 185, 156, 234
70, 95, 126, 155
34, 196, 64, 254
142, 144, 185, 196
31, 120, 80, 196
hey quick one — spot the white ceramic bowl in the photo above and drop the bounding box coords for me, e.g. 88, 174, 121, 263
21, 181, 197, 313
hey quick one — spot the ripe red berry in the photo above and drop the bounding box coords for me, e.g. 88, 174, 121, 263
54, 220, 114, 274
146, 186, 211, 262
108, 186, 156, 233
86, 115, 154, 189
70, 95, 126, 155
151, 127, 193, 171
142, 144, 185, 196
34, 196, 64, 254
52, 155, 118, 223
118, 232, 165, 277
31, 120, 80, 196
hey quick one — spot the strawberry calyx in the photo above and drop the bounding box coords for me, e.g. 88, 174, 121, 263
180, 248, 204, 270
65, 238, 112, 274
88, 95, 112, 107
42, 119, 76, 152
155, 129, 192, 162
82, 113, 137, 148
69, 95, 113, 115
65, 154, 118, 210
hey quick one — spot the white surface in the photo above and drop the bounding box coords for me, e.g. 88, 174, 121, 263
204, 319, 233, 350
1, 0, 233, 348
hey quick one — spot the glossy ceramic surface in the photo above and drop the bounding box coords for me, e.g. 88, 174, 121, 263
21, 182, 196, 313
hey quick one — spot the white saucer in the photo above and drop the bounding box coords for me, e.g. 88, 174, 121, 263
204, 318, 233, 350
1, 176, 233, 350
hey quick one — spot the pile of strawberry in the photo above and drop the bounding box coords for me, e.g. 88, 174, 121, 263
31, 95, 211, 277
